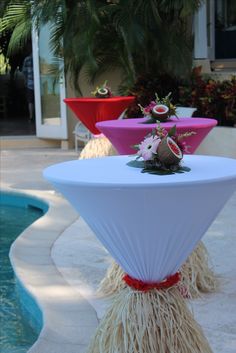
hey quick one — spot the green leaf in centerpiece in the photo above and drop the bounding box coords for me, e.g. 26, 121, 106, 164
132, 144, 140, 150
168, 125, 177, 137
142, 168, 174, 175
126, 160, 145, 168
141, 118, 157, 124
151, 129, 156, 137
141, 165, 191, 175
179, 166, 191, 172
127, 159, 191, 175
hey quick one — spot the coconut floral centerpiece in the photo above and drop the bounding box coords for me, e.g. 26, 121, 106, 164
139, 92, 177, 122
128, 123, 196, 175
91, 80, 113, 98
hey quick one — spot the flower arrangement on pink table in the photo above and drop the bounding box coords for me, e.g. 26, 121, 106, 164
138, 92, 177, 122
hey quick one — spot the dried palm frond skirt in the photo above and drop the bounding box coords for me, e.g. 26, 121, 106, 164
98, 242, 218, 298
87, 285, 213, 353
78, 137, 218, 298
79, 136, 117, 159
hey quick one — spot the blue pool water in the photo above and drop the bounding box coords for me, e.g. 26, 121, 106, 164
0, 192, 48, 353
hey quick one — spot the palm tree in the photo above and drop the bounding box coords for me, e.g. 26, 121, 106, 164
0, 0, 203, 92
94, 0, 204, 92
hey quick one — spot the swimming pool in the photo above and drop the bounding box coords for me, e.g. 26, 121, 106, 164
0, 191, 48, 353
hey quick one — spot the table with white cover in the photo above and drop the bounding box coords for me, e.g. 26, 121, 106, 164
44, 155, 236, 353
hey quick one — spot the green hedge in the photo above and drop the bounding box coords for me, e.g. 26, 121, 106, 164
126, 69, 236, 127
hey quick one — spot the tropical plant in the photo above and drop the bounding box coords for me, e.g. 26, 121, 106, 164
178, 67, 236, 126
0, 0, 203, 92
0, 1, 31, 55
126, 67, 236, 126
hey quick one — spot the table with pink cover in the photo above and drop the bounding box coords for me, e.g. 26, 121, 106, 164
64, 96, 135, 135
44, 155, 236, 353
96, 117, 217, 154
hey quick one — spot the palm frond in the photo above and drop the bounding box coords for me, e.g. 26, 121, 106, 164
1, 0, 203, 93
7, 20, 31, 55
1, 2, 31, 31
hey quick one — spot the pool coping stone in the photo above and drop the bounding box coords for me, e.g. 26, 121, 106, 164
3, 186, 99, 353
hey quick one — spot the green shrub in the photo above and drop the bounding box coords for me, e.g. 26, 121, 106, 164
178, 67, 236, 126
126, 68, 236, 127
126, 73, 181, 118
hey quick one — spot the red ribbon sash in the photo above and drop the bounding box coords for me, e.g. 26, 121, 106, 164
123, 272, 181, 292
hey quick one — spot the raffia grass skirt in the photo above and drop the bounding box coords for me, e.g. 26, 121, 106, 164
98, 242, 218, 299
79, 136, 117, 159
78, 137, 218, 298
87, 285, 213, 353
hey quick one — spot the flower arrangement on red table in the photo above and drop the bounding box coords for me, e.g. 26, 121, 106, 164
91, 80, 113, 98
139, 92, 177, 123
128, 123, 195, 175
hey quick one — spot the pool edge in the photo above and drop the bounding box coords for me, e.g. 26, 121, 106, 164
4, 187, 98, 353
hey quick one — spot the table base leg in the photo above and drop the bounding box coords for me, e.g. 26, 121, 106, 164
98, 241, 218, 298
88, 286, 213, 353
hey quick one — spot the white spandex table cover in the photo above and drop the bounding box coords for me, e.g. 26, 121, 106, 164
44, 155, 236, 283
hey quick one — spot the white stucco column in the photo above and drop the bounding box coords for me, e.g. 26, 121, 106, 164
194, 2, 208, 59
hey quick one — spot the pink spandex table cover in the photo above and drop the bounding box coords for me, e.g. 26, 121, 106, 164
64, 96, 135, 135
96, 117, 217, 154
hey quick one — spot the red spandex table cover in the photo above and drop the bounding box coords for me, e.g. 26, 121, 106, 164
96, 117, 217, 154
64, 96, 135, 135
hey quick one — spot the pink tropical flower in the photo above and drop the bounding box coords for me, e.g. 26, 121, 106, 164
137, 135, 161, 160
143, 101, 156, 115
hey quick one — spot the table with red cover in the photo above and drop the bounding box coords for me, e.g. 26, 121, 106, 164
64, 96, 135, 135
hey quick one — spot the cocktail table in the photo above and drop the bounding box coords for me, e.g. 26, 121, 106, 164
64, 96, 135, 135
96, 117, 217, 154
44, 155, 236, 353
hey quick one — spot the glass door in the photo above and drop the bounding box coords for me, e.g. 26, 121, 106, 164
32, 23, 68, 139
215, 0, 236, 59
